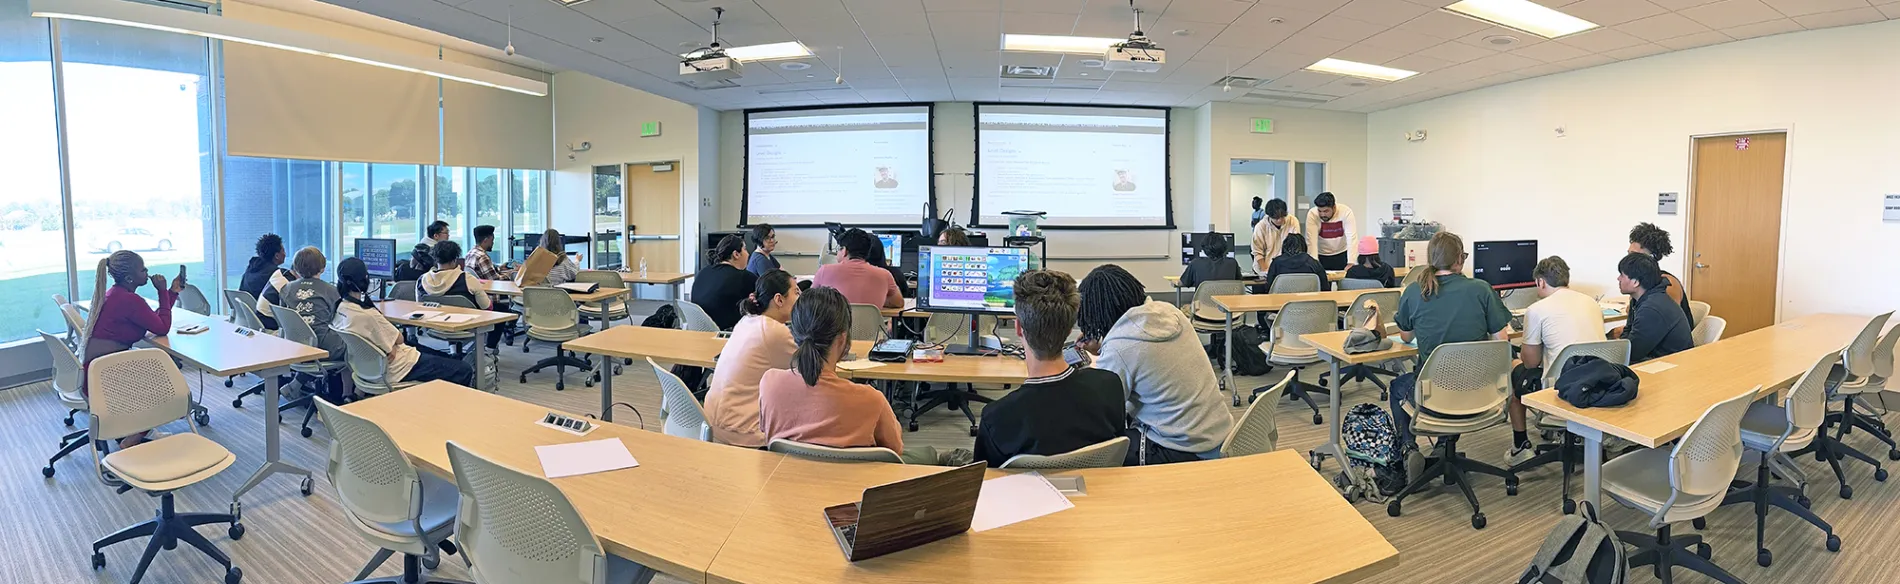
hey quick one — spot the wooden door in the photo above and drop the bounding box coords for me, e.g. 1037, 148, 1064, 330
624, 162, 683, 273
1688, 132, 1785, 336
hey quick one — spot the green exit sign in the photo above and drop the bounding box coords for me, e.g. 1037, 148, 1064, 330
640, 121, 661, 137
1251, 118, 1274, 134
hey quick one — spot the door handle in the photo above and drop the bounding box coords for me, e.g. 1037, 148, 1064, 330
1694, 262, 1709, 269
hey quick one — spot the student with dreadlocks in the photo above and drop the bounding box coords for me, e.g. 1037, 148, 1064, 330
80, 250, 183, 448
331, 257, 474, 386
1078, 264, 1233, 465
1626, 222, 1693, 325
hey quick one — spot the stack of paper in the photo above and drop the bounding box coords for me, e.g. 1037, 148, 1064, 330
535, 438, 640, 478
971, 472, 1074, 532
431, 313, 479, 324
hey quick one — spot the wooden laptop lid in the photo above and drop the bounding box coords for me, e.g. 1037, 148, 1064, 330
842, 462, 986, 561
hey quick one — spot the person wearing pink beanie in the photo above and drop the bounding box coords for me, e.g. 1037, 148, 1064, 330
1343, 236, 1396, 288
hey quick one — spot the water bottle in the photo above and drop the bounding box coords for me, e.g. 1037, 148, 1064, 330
638, 256, 648, 278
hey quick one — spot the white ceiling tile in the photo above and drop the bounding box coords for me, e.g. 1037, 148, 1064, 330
1001, 11, 1084, 35
1192, 44, 1268, 64
1720, 17, 1805, 38
1761, 0, 1873, 17
1406, 0, 1461, 6
1302, 15, 1390, 43
1358, 28, 1447, 52
1160, 0, 1256, 23
1415, 39, 1497, 62
1261, 70, 1344, 91
1791, 6, 1889, 27
1255, 0, 1351, 10
1654, 29, 1733, 49
1162, 59, 1232, 84
1615, 12, 1713, 41
843, 0, 924, 14
923, 0, 999, 11
1384, 52, 1458, 72
572, 0, 673, 24
1394, 9, 1497, 39
1210, 21, 1298, 48
755, 0, 853, 24
1559, 0, 1669, 26
1507, 38, 1593, 61
1332, 43, 1408, 64
1649, 0, 1720, 8
1010, 0, 1090, 13
1467, 50, 1543, 72
1602, 41, 1670, 59
1045, 87, 1106, 101
1514, 62, 1573, 78
1555, 27, 1649, 51
1678, 0, 1784, 29
1880, 3, 1900, 19
996, 86, 1052, 101
1333, 0, 1436, 26
1554, 53, 1618, 69
1272, 32, 1355, 55
851, 88, 911, 101
1456, 26, 1546, 51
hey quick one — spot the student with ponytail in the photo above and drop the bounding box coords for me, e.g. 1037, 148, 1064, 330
332, 258, 474, 387
1387, 231, 1511, 449
704, 270, 800, 447
81, 251, 182, 448
691, 234, 758, 330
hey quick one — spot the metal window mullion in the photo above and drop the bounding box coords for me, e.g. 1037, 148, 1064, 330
208, 34, 226, 310
48, 18, 80, 303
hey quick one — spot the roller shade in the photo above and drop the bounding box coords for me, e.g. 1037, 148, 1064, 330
442, 49, 553, 170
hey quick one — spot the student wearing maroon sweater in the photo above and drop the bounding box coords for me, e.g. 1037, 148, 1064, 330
80, 250, 182, 448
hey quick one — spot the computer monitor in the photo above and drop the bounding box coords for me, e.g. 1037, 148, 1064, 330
1473, 240, 1538, 290
876, 233, 903, 269
917, 245, 1031, 354
354, 238, 397, 279
1180, 232, 1236, 265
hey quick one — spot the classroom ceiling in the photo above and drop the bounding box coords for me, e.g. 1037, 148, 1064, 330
315, 0, 1900, 112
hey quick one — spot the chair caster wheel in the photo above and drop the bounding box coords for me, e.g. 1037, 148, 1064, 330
1231, 396, 1242, 407
1841, 485, 1853, 499
422, 550, 440, 570
197, 411, 210, 426
300, 427, 313, 438
1312, 413, 1323, 425
1562, 499, 1576, 514
1696, 543, 1711, 559
518, 374, 528, 383
1506, 481, 1519, 497
300, 476, 314, 496
92, 552, 106, 570
226, 566, 242, 584
228, 523, 246, 540
232, 399, 244, 408
1692, 517, 1706, 530
908, 422, 919, 432
1386, 501, 1402, 517
969, 425, 979, 437
1471, 513, 1486, 529
1876, 468, 1888, 482
438, 540, 458, 555
1757, 549, 1772, 567
1826, 533, 1842, 552
63, 416, 74, 427
1797, 495, 1812, 508
555, 383, 565, 391
1889, 449, 1900, 461
42, 465, 54, 478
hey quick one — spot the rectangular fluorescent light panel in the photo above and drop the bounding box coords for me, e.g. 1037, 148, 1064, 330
721, 41, 812, 61
1443, 0, 1598, 39
1001, 34, 1124, 54
1304, 58, 1418, 82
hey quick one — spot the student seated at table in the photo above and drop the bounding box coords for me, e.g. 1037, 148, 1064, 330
974, 270, 1128, 467
1256, 232, 1331, 327
240, 233, 293, 329
812, 228, 903, 309
1344, 236, 1396, 288
420, 240, 503, 351
693, 234, 758, 331
1506, 256, 1604, 465
1627, 222, 1693, 324
1178, 234, 1241, 288
938, 225, 970, 246
705, 270, 799, 447
758, 286, 960, 465
464, 225, 514, 281
333, 258, 473, 387
865, 235, 911, 299
81, 250, 183, 449
1389, 232, 1512, 450
534, 228, 581, 286
1078, 265, 1233, 465
745, 223, 780, 277
280, 246, 347, 360
1614, 252, 1694, 362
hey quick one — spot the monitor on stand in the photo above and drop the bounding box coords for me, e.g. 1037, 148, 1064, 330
1473, 240, 1539, 290
1179, 232, 1236, 265
354, 238, 397, 279
875, 233, 904, 270
916, 245, 1030, 355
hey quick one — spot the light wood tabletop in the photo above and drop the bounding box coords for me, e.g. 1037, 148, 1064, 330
149, 309, 329, 377
483, 279, 632, 305
834, 341, 1029, 385
622, 271, 692, 285
375, 299, 519, 333
1214, 288, 1397, 314
1303, 329, 1417, 366
341, 382, 785, 583
1165, 265, 1412, 286
563, 326, 729, 368
705, 449, 1399, 584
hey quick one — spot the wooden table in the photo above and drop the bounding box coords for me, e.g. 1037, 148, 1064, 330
705, 450, 1399, 584
1165, 266, 1413, 304
485, 279, 636, 329
375, 299, 519, 392
1522, 313, 1869, 509
623, 271, 692, 301
1210, 289, 1396, 407
1302, 330, 1418, 495
342, 382, 783, 583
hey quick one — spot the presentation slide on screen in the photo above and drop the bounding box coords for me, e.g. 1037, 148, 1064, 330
745, 106, 930, 226
976, 105, 1169, 227
918, 246, 1029, 313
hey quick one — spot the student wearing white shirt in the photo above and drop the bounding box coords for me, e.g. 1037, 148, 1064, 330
1507, 256, 1605, 464
1303, 192, 1356, 270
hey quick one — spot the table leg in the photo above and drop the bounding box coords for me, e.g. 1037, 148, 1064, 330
231, 366, 314, 513
474, 324, 495, 392
1174, 283, 1183, 307
1310, 357, 1348, 471
1571, 422, 1605, 510
599, 352, 615, 422
1224, 310, 1238, 407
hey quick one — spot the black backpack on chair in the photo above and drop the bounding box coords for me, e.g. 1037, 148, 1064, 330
1205, 325, 1273, 377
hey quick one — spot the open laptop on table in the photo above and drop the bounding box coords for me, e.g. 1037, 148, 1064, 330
823, 462, 986, 562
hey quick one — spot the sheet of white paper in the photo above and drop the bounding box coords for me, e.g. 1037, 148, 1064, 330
835, 359, 884, 371
404, 310, 444, 321
432, 313, 479, 324
535, 438, 639, 479
1632, 361, 1677, 374
972, 472, 1074, 532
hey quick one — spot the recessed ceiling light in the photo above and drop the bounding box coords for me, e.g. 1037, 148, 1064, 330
1078, 58, 1105, 68
1268, 17, 1285, 24
1079, 72, 1089, 76
1349, 81, 1368, 87
677, 41, 699, 48
1171, 29, 1190, 36
1443, 0, 1598, 39
1002, 34, 1124, 54
1304, 58, 1418, 82
778, 61, 811, 71
719, 41, 813, 61
1483, 34, 1519, 46
589, 36, 603, 43
545, 0, 594, 6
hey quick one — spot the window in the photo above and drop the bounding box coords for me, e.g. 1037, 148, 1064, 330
592, 165, 621, 269
0, 3, 69, 343
369, 163, 421, 243
473, 168, 502, 248
341, 162, 367, 241
505, 169, 545, 262
433, 165, 467, 244
222, 157, 339, 289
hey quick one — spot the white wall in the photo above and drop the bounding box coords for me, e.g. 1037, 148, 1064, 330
1205, 103, 1371, 266
1227, 174, 1273, 236
1368, 20, 1900, 318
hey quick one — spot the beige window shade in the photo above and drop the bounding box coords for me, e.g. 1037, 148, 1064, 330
442, 50, 553, 170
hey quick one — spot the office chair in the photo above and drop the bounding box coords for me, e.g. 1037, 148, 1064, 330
1267, 273, 1321, 294
519, 287, 596, 391
1812, 311, 1894, 498
1338, 277, 1384, 290
1221, 371, 1290, 459
1510, 339, 1631, 514
391, 281, 418, 302
1602, 389, 1754, 584
56, 295, 87, 351
574, 270, 633, 329
848, 303, 888, 343
338, 330, 420, 396
268, 305, 347, 438
86, 349, 242, 584
446, 442, 658, 584
418, 294, 480, 357
313, 399, 470, 584
1184, 280, 1246, 396
909, 312, 997, 436
650, 358, 712, 441
767, 439, 904, 463
176, 284, 212, 314
675, 300, 721, 333
1385, 340, 1518, 530
1001, 437, 1129, 469
1687, 300, 1711, 327
1692, 315, 1727, 346
39, 330, 91, 478
1320, 290, 1404, 398
223, 289, 283, 406
1722, 352, 1841, 567
1257, 299, 1337, 425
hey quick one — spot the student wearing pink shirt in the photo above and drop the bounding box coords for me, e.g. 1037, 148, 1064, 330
704, 270, 799, 447
812, 229, 902, 309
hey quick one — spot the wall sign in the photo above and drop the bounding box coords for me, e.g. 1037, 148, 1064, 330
1658, 192, 1679, 215
1885, 194, 1900, 223
1391, 198, 1415, 219
641, 121, 661, 137
1251, 118, 1274, 134
1735, 137, 1750, 150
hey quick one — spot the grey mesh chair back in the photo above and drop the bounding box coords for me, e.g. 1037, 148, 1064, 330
574, 270, 627, 289
1346, 290, 1400, 329
1692, 315, 1727, 346
1415, 340, 1513, 418
1268, 300, 1337, 361
649, 358, 712, 441
313, 398, 428, 529
522, 287, 583, 341
1221, 371, 1289, 458
176, 284, 212, 314
1267, 273, 1321, 294
447, 441, 617, 584
1189, 280, 1245, 323
271, 305, 340, 374
1001, 437, 1129, 469
1870, 327, 1900, 385
1688, 300, 1711, 325
1779, 353, 1840, 448
338, 330, 407, 394
849, 304, 886, 343
767, 439, 903, 463
1541, 340, 1632, 388
1840, 312, 1893, 382
391, 281, 418, 301
676, 301, 720, 332
1339, 277, 1384, 290
225, 289, 268, 331
87, 349, 193, 441
39, 330, 85, 411
58, 299, 88, 342
1662, 389, 1754, 519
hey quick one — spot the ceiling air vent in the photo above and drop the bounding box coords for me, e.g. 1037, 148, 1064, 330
1000, 65, 1056, 80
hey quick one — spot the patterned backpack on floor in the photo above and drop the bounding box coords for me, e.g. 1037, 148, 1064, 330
1341, 403, 1408, 499
1519, 502, 1626, 584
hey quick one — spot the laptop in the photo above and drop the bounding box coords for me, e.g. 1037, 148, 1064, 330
822, 462, 986, 562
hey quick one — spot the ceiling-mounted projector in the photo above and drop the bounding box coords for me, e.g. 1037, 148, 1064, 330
680, 7, 741, 81
1103, 0, 1163, 73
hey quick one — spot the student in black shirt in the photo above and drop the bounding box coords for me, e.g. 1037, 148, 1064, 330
1180, 234, 1242, 288
1256, 233, 1331, 327
865, 235, 911, 299
973, 270, 1127, 467
1627, 222, 1695, 325
1343, 236, 1396, 288
1615, 253, 1694, 361
692, 235, 758, 331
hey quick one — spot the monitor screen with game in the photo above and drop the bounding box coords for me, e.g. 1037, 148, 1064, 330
1473, 240, 1538, 290
876, 233, 903, 268
354, 238, 397, 278
916, 246, 1030, 316
1180, 232, 1236, 265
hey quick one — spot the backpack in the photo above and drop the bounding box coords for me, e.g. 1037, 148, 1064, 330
1519, 502, 1626, 584
1205, 325, 1272, 376
641, 304, 679, 329
1342, 403, 1409, 498
1555, 356, 1640, 408
640, 304, 708, 398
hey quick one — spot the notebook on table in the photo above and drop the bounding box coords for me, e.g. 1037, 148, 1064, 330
823, 462, 985, 562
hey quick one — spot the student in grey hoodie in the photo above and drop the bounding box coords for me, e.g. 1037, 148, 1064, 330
1078, 265, 1235, 464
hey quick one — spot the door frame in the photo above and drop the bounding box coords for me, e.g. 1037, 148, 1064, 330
1681, 124, 1796, 325
1222, 154, 1333, 233
617, 156, 691, 275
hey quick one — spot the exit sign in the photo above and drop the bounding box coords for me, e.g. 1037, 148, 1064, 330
1251, 118, 1275, 134
640, 121, 661, 137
